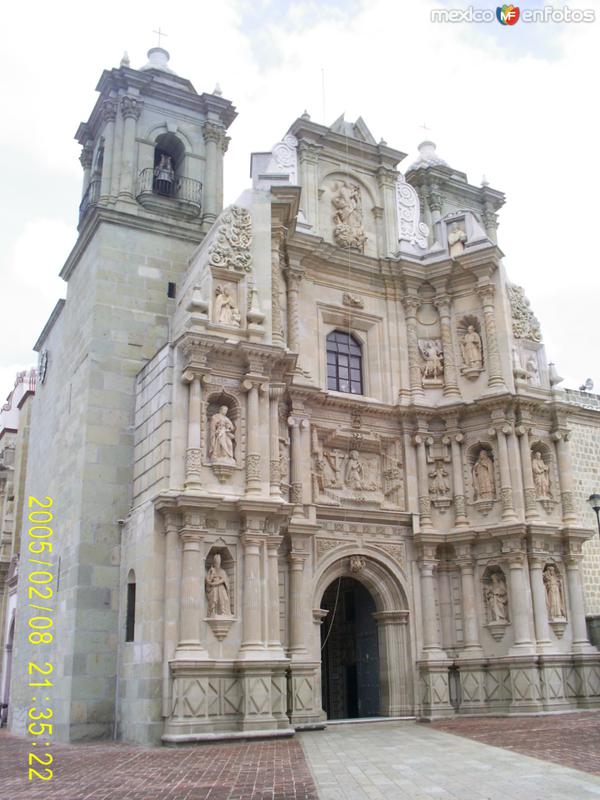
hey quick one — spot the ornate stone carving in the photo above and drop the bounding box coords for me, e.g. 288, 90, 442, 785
202, 120, 226, 145
316, 538, 347, 560
448, 222, 467, 257
209, 406, 235, 464
349, 555, 366, 573
377, 542, 405, 566
271, 134, 298, 183
396, 173, 428, 249
214, 284, 241, 326
428, 462, 451, 513
331, 181, 367, 251
342, 292, 364, 309
121, 95, 142, 120
419, 339, 444, 386
508, 284, 542, 342
205, 554, 232, 617
532, 450, 552, 499
186, 448, 202, 474
208, 206, 252, 272
544, 564, 566, 621
101, 99, 117, 122
459, 321, 484, 376
246, 453, 261, 481
472, 449, 495, 502
483, 567, 509, 639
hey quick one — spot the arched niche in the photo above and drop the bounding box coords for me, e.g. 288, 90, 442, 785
204, 544, 235, 617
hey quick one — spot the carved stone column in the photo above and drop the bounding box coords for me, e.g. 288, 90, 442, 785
269, 385, 284, 498
271, 229, 285, 345
286, 270, 303, 354
176, 528, 208, 659
297, 140, 321, 227
437, 566, 455, 650
239, 533, 264, 656
477, 284, 504, 388
434, 296, 460, 397
552, 430, 577, 524
456, 545, 483, 654
267, 536, 284, 654
183, 371, 202, 488
99, 99, 117, 202
506, 548, 535, 654
449, 430, 468, 527
528, 555, 552, 651
119, 95, 142, 200
427, 181, 442, 229
489, 420, 517, 521
79, 141, 94, 198
243, 379, 262, 495
202, 121, 224, 225
516, 424, 538, 521
418, 546, 443, 656
162, 512, 180, 715
288, 416, 303, 509
402, 296, 424, 397
565, 545, 592, 651
288, 551, 308, 659
413, 434, 433, 529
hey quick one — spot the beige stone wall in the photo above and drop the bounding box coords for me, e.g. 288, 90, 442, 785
132, 345, 173, 506
566, 401, 600, 615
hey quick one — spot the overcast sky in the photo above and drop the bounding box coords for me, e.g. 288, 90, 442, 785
2, 0, 599, 400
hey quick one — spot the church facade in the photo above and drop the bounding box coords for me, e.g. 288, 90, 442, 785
5, 49, 600, 746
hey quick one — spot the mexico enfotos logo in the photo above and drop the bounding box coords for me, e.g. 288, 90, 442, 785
431, 5, 596, 23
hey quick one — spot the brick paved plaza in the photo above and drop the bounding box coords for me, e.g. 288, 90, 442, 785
3, 713, 600, 799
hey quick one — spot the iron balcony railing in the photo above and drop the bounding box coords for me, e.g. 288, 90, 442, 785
78, 178, 101, 223
136, 168, 202, 214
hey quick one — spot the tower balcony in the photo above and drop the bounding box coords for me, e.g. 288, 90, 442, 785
136, 168, 203, 219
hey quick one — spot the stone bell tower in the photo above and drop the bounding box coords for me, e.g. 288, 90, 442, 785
8, 48, 236, 742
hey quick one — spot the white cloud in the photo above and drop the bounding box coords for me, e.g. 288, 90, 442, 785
2, 0, 599, 394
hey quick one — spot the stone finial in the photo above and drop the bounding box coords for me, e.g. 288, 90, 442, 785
120, 51, 130, 67
301, 109, 311, 120
213, 83, 223, 96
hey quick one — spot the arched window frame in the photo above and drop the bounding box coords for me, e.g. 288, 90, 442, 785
326, 330, 363, 395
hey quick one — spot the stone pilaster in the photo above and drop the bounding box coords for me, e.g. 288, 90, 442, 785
413, 433, 433, 530
79, 141, 94, 197
565, 541, 593, 652
297, 140, 321, 227
418, 544, 443, 657
243, 379, 263, 495
288, 551, 308, 660
267, 535, 285, 655
99, 99, 117, 202
528, 555, 552, 651
504, 543, 535, 655
269, 385, 285, 498
176, 527, 208, 659
286, 269, 303, 355
489, 416, 517, 521
162, 512, 180, 716
271, 229, 285, 345
456, 543, 483, 654
202, 121, 225, 225
447, 424, 468, 527
118, 94, 142, 200
434, 295, 460, 397
552, 429, 577, 524
477, 283, 505, 388
287, 415, 306, 510
516, 424, 538, 521
402, 296, 424, 398
183, 370, 203, 488
239, 533, 265, 658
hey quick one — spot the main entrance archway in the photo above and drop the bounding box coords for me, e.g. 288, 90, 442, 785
321, 577, 380, 719
314, 552, 415, 720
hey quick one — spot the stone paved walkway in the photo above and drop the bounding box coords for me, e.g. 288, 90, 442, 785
0, 731, 317, 799
432, 711, 600, 776
299, 720, 600, 800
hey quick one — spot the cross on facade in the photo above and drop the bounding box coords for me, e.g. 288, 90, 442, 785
153, 27, 168, 47
418, 122, 431, 135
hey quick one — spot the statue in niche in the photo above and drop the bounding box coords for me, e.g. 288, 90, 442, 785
420, 340, 444, 382
448, 222, 467, 257
344, 450, 366, 490
485, 571, 509, 622
532, 451, 551, 498
472, 449, 495, 501
543, 564, 566, 619
429, 463, 450, 497
205, 553, 231, 616
214, 285, 241, 326
526, 355, 540, 386
209, 405, 236, 463
331, 181, 367, 251
460, 325, 483, 370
